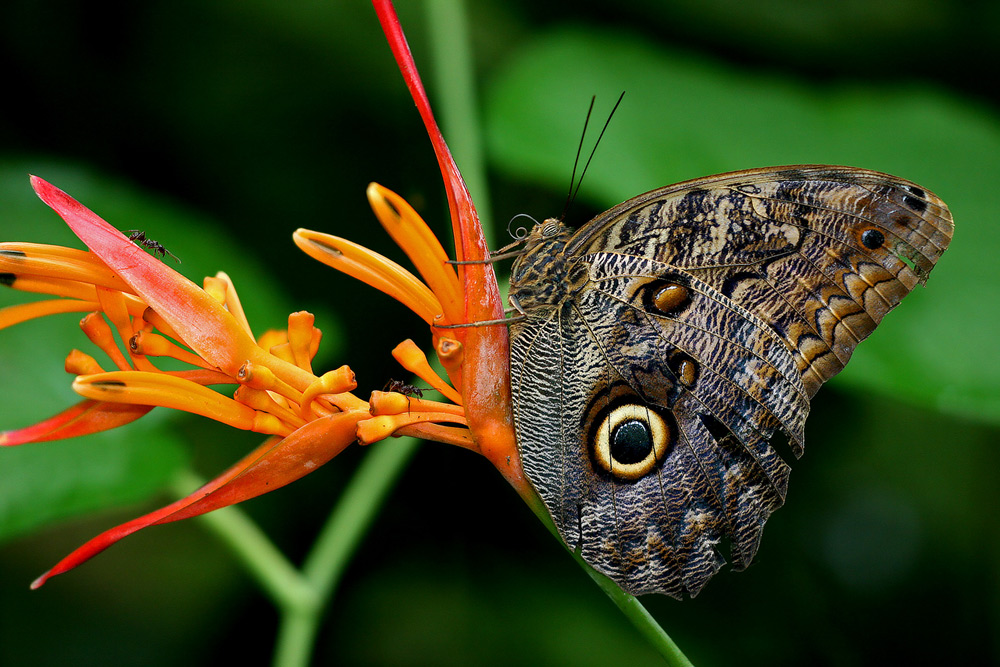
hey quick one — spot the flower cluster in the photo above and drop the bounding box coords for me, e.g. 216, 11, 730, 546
0, 0, 527, 588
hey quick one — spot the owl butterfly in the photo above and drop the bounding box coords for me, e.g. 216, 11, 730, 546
507, 166, 952, 597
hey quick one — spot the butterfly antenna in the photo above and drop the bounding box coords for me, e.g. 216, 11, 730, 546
561, 96, 596, 221
565, 91, 626, 219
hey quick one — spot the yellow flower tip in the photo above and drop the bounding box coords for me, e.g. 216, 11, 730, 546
234, 386, 306, 430
368, 390, 415, 416
356, 410, 468, 446
292, 229, 342, 259
251, 411, 294, 437
369, 390, 466, 418
257, 329, 288, 351
71, 374, 128, 397
436, 337, 463, 365
236, 361, 304, 405
356, 415, 400, 444
299, 366, 359, 419
435, 336, 465, 394
364, 183, 463, 323
79, 311, 132, 371
237, 360, 274, 388
390, 338, 463, 406
202, 276, 228, 305
327, 365, 357, 393
71, 370, 294, 437
287, 311, 319, 371
64, 349, 104, 375
0, 242, 130, 293
365, 182, 402, 221
127, 330, 154, 355
269, 342, 295, 364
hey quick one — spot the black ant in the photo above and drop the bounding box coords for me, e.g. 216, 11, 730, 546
125, 230, 180, 263
383, 379, 424, 398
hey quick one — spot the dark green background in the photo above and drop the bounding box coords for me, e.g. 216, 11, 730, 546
1, 1, 998, 665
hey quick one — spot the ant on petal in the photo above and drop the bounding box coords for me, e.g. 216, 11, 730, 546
383, 379, 424, 398
125, 230, 180, 263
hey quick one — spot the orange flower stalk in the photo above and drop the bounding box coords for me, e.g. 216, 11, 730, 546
0, 0, 528, 588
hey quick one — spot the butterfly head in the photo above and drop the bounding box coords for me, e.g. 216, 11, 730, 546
507, 218, 579, 312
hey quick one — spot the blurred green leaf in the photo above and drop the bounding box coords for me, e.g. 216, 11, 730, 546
0, 160, 340, 541
484, 26, 1000, 424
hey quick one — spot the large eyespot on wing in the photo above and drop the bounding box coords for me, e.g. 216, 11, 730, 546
583, 386, 677, 482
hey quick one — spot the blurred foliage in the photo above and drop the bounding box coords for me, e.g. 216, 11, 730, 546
0, 1, 997, 666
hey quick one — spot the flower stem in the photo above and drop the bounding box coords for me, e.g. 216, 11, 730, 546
271, 437, 420, 667
170, 469, 315, 611
528, 501, 695, 666
579, 558, 695, 667
175, 436, 419, 667
424, 0, 493, 244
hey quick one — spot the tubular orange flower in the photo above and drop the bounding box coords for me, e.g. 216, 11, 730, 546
0, 0, 531, 589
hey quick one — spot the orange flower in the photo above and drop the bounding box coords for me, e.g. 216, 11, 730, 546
0, 0, 529, 588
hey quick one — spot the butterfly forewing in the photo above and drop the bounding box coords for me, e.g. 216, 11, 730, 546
509, 166, 952, 597
569, 166, 954, 397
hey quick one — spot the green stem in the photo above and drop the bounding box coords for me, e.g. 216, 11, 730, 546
528, 500, 695, 666
580, 560, 695, 667
176, 437, 419, 667
424, 0, 493, 244
271, 438, 420, 667
171, 470, 315, 611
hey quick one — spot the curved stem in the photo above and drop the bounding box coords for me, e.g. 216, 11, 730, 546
271, 437, 420, 667
172, 469, 315, 611
178, 437, 419, 667
527, 500, 694, 666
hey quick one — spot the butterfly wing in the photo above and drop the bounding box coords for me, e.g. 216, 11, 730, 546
509, 166, 952, 597
568, 166, 953, 398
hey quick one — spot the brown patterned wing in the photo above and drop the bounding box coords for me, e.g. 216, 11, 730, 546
569, 166, 954, 398
508, 166, 952, 597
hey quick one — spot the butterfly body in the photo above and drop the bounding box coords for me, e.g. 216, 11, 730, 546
507, 166, 952, 597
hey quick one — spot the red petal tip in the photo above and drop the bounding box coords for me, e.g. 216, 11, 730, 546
30, 174, 57, 201
30, 572, 49, 590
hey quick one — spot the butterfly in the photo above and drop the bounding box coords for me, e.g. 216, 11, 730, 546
506, 166, 952, 597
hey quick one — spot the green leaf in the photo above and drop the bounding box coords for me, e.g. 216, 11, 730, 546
484, 27, 1000, 424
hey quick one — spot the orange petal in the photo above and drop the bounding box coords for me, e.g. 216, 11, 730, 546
79, 312, 133, 371
356, 411, 467, 445
366, 183, 462, 322
0, 298, 100, 330
30, 177, 282, 380
391, 339, 462, 405
293, 229, 442, 325
286, 311, 318, 373
0, 400, 152, 446
32, 411, 363, 588
0, 242, 132, 293
213, 271, 253, 338
72, 371, 292, 436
